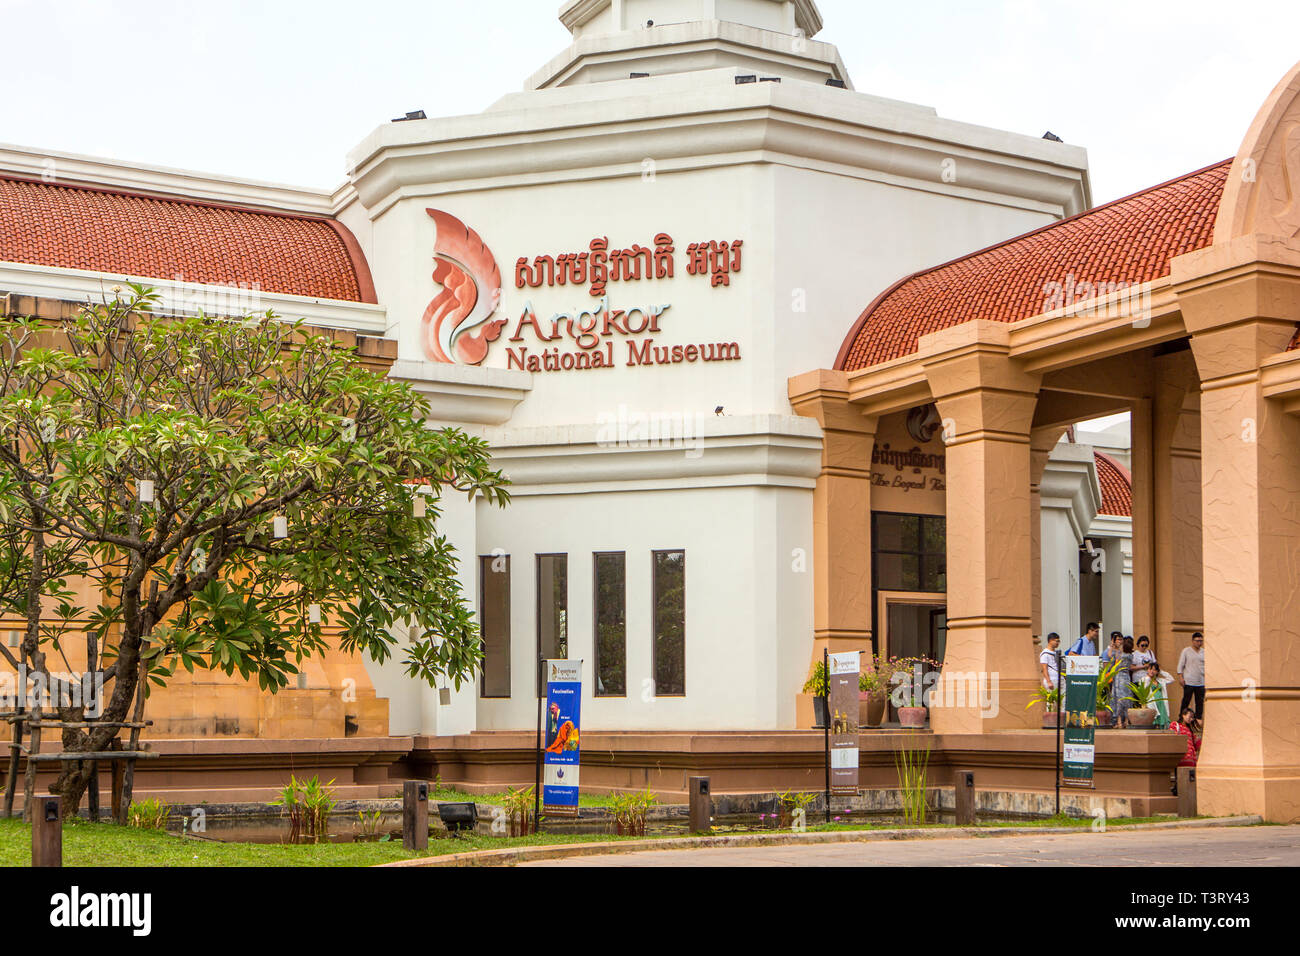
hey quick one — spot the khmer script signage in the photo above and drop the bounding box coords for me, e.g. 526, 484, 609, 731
421, 209, 744, 371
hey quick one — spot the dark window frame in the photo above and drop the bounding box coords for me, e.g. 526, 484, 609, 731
535, 553, 569, 697
651, 549, 686, 698
593, 551, 627, 698
478, 554, 511, 699
870, 513, 946, 655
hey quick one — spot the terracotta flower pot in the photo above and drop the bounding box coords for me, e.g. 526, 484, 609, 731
859, 693, 886, 728
1042, 709, 1065, 729
898, 706, 928, 728
1095, 710, 1113, 728
1128, 708, 1156, 729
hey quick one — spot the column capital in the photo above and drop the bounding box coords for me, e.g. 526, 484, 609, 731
1173, 236, 1300, 382
917, 321, 1041, 442
789, 368, 879, 435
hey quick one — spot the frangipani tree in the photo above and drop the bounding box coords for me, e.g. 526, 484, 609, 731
0, 286, 508, 815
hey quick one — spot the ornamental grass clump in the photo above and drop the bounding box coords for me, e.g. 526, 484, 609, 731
894, 732, 931, 825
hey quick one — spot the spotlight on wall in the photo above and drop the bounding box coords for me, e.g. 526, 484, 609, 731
759, 77, 782, 83
391, 110, 427, 122
826, 78, 847, 89
714, 406, 724, 416
1042, 131, 1063, 142
735, 75, 757, 85
630, 72, 649, 79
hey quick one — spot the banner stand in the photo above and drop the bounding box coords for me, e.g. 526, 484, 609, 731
534, 654, 543, 832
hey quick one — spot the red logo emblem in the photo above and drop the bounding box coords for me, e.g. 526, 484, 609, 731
422, 209, 507, 365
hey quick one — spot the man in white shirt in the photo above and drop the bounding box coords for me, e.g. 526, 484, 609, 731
1039, 633, 1062, 690
1178, 632, 1206, 721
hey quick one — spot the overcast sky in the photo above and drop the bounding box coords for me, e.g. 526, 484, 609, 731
2, 0, 1299, 204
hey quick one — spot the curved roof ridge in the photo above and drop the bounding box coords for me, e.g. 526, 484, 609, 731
836, 158, 1233, 372
1094, 450, 1133, 518
0, 173, 376, 304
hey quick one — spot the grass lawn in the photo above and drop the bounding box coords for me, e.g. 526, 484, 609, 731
0, 817, 673, 867
0, 809, 1202, 866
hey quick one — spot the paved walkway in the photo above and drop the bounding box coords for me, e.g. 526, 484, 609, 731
521, 824, 1300, 867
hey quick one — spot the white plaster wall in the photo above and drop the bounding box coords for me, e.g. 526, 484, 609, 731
360, 487, 479, 736
771, 164, 1056, 378
473, 484, 813, 730
1040, 507, 1080, 641
1100, 535, 1133, 639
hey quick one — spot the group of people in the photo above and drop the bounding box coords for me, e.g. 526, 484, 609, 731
1037, 625, 1205, 768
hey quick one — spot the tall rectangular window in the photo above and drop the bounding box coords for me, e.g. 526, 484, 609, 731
594, 552, 626, 697
652, 550, 685, 696
479, 554, 511, 698
536, 554, 568, 695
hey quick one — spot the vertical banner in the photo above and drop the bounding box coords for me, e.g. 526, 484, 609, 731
542, 659, 582, 817
829, 651, 861, 795
1062, 655, 1099, 788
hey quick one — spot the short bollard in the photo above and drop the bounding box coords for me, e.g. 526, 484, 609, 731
688, 776, 711, 834
1177, 767, 1197, 818
403, 780, 429, 850
954, 770, 976, 826
32, 794, 62, 868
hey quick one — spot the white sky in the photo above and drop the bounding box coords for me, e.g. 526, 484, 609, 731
1, 0, 1299, 204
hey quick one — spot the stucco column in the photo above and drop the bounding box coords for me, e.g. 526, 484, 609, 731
1177, 239, 1300, 822
1151, 352, 1203, 665
1129, 398, 1155, 643
1030, 425, 1069, 640
920, 322, 1041, 733
789, 370, 877, 724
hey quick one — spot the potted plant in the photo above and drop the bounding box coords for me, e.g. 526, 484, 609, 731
1025, 685, 1064, 728
859, 657, 890, 728
888, 656, 938, 728
1096, 660, 1120, 727
1125, 681, 1161, 729
802, 661, 829, 729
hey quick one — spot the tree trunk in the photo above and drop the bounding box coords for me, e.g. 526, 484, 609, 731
21, 526, 45, 822
2, 646, 26, 818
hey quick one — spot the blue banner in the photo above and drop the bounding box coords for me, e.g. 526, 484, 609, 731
542, 659, 582, 816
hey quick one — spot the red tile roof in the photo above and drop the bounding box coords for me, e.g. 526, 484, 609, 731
0, 175, 376, 303
836, 160, 1232, 371
1095, 451, 1132, 517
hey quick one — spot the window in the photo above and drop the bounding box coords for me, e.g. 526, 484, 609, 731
652, 550, 685, 696
594, 552, 626, 697
872, 514, 946, 593
479, 554, 511, 698
536, 554, 568, 695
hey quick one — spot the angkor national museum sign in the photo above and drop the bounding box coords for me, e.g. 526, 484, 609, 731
421, 209, 744, 372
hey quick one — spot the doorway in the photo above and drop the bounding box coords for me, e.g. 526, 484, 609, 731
878, 593, 947, 708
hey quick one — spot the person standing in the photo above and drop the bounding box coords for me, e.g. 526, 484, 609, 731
1039, 633, 1062, 690
1142, 660, 1171, 729
1113, 636, 1135, 729
1177, 632, 1206, 721
1131, 635, 1155, 681
1068, 622, 1100, 657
